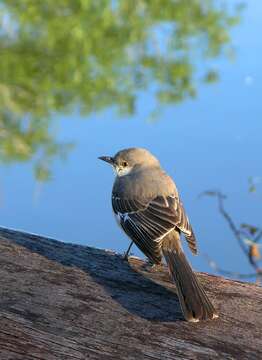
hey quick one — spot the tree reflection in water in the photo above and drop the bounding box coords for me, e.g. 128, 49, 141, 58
0, 1, 242, 180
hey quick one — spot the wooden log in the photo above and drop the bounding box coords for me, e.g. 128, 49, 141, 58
0, 227, 261, 360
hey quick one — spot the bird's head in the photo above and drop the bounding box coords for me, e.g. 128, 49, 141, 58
98, 147, 160, 177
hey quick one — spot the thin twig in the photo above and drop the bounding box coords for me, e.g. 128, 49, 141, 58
254, 229, 262, 243
201, 190, 261, 278
216, 192, 248, 256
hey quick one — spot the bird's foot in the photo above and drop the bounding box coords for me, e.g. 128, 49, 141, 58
123, 252, 130, 262
142, 260, 163, 272
150, 263, 163, 272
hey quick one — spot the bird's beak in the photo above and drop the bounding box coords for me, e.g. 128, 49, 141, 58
98, 156, 114, 165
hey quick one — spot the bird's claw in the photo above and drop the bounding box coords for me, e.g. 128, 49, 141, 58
123, 252, 130, 262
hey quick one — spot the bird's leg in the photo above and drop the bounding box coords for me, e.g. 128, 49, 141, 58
123, 241, 134, 261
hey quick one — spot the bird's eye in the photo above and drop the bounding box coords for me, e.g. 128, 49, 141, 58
122, 161, 128, 167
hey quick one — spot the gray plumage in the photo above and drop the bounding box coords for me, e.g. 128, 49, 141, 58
99, 147, 218, 322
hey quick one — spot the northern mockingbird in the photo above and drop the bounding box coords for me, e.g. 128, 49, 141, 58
99, 147, 218, 322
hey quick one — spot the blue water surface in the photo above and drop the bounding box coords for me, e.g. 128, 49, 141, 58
0, 1, 261, 280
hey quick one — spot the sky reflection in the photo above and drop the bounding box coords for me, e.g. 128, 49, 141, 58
0, 1, 261, 281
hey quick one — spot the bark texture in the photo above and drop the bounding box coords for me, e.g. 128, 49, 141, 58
0, 227, 261, 360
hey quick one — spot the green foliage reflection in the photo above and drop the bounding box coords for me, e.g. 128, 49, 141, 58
0, 0, 241, 179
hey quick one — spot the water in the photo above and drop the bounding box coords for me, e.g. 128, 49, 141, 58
0, 1, 261, 281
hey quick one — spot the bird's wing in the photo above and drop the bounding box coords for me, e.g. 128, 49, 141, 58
112, 194, 197, 263
146, 195, 197, 254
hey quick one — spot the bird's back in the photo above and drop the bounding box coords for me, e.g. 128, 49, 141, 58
113, 165, 177, 200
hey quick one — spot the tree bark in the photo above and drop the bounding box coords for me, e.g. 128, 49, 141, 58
0, 227, 261, 360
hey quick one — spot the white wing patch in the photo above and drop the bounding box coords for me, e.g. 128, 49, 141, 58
118, 212, 130, 223
114, 211, 129, 227
116, 211, 174, 243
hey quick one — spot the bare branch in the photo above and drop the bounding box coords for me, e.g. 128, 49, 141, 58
216, 191, 250, 256
254, 229, 262, 243
201, 190, 261, 278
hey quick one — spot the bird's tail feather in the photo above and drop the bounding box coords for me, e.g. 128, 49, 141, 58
163, 247, 218, 322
